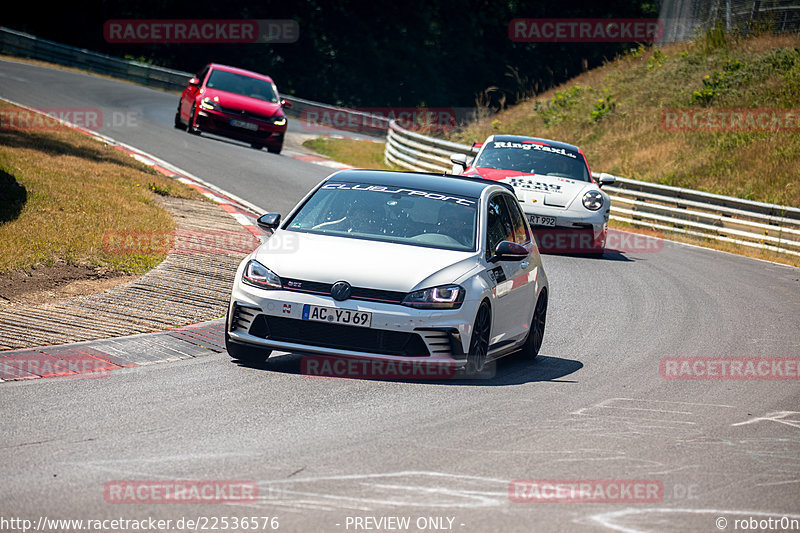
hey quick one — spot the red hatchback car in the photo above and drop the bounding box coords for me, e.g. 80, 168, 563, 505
175, 63, 291, 153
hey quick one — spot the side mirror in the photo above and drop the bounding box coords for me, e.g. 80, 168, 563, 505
257, 213, 281, 230
450, 153, 469, 175
280, 99, 293, 108
188, 77, 200, 87
490, 241, 529, 263
597, 173, 616, 188
450, 153, 468, 167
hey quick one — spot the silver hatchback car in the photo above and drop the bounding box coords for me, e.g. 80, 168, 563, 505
225, 169, 549, 376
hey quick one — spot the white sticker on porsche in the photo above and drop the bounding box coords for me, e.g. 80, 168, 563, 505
492, 141, 578, 158
506, 177, 563, 193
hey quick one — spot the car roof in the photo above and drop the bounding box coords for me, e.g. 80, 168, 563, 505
487, 134, 580, 152
326, 169, 514, 197
207, 63, 274, 83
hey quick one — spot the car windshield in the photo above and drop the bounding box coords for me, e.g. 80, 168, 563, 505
205, 69, 279, 102
474, 140, 591, 182
285, 182, 479, 252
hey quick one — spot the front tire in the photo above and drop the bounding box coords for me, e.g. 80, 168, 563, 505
174, 111, 185, 130
187, 104, 201, 135
465, 301, 491, 376
588, 229, 607, 257
267, 144, 282, 154
225, 333, 271, 364
520, 291, 547, 360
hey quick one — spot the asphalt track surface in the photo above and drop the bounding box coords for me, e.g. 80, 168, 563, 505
1, 59, 799, 533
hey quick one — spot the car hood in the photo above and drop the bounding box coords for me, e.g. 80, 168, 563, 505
202, 88, 282, 118
253, 230, 477, 293
469, 167, 593, 208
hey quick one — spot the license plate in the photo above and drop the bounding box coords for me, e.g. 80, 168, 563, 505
230, 119, 258, 131
528, 215, 556, 227
302, 304, 372, 328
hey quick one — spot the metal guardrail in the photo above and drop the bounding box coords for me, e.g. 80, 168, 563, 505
0, 27, 190, 91
385, 121, 479, 173
0, 26, 387, 137
385, 120, 800, 256
280, 94, 390, 135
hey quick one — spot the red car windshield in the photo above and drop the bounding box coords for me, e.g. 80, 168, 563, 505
474, 140, 591, 182
205, 70, 279, 103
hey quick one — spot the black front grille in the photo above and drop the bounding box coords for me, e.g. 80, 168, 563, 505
217, 106, 274, 122
280, 278, 406, 304
249, 315, 429, 356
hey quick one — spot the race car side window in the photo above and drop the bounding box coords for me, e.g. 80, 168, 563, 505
485, 194, 515, 260
197, 66, 210, 85
503, 194, 530, 245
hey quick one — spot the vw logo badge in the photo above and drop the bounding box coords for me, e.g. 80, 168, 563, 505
331, 281, 352, 301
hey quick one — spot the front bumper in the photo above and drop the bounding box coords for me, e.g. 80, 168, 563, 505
227, 285, 476, 366
196, 108, 286, 145
521, 205, 609, 253
521, 203, 608, 230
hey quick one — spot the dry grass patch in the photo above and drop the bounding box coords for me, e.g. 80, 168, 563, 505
303, 136, 394, 170
0, 101, 199, 276
448, 33, 800, 207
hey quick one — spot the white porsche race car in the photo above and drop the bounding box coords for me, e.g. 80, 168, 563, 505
225, 169, 549, 377
451, 134, 615, 254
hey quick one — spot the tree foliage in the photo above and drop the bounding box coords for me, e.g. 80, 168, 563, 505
7, 0, 658, 107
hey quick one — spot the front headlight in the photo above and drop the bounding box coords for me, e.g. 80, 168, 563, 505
199, 97, 220, 111
582, 190, 604, 211
272, 116, 287, 126
242, 260, 282, 290
402, 284, 465, 309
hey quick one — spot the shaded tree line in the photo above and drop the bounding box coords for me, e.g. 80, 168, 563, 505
6, 0, 658, 107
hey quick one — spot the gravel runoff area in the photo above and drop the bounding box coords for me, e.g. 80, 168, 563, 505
0, 195, 258, 352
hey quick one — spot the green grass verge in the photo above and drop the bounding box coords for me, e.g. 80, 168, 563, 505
303, 136, 394, 170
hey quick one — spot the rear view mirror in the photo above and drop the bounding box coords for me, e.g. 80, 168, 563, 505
280, 99, 293, 108
257, 213, 281, 230
188, 77, 200, 87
